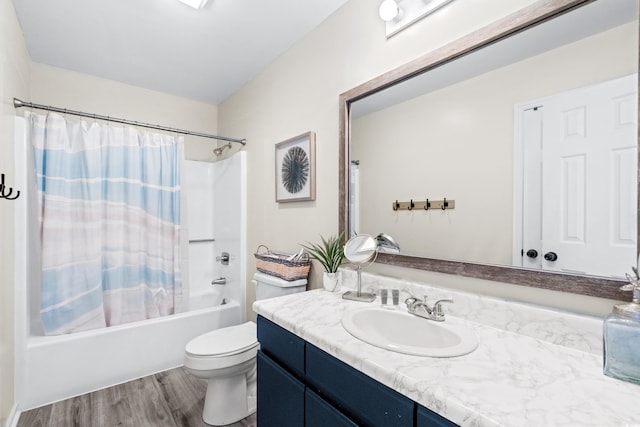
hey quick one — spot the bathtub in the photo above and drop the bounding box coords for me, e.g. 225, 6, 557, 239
18, 293, 241, 410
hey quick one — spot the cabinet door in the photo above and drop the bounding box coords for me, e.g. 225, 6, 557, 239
257, 316, 305, 377
306, 389, 359, 427
257, 351, 304, 427
417, 405, 459, 427
306, 344, 414, 427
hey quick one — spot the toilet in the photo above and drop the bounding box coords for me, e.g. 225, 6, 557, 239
184, 272, 307, 425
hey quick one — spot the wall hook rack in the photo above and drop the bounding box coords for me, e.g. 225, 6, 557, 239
0, 174, 20, 200
391, 198, 454, 211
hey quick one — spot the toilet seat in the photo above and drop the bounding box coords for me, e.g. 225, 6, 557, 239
186, 321, 258, 358
184, 321, 259, 372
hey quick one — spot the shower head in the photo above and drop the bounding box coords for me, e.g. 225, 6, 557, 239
213, 143, 232, 157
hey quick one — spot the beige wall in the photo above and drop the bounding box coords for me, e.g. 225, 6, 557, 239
219, 0, 619, 318
0, 0, 30, 423
353, 22, 637, 266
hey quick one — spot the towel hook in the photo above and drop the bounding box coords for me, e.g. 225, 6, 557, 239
408, 199, 414, 211
424, 198, 430, 211
0, 174, 20, 200
442, 197, 448, 210
393, 200, 400, 211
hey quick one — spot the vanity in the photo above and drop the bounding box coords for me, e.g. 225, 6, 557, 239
257, 316, 451, 426
253, 271, 640, 426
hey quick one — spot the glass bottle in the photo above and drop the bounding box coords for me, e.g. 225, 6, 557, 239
603, 280, 640, 385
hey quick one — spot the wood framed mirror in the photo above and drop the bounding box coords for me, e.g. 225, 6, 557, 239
338, 0, 638, 300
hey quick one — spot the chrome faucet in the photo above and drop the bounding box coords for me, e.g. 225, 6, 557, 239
404, 296, 453, 322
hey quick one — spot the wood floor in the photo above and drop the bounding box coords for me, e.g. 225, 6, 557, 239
17, 367, 257, 427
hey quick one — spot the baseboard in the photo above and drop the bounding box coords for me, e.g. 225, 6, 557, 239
3, 404, 20, 427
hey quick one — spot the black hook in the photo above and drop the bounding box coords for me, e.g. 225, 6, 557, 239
424, 198, 430, 210
442, 197, 448, 210
408, 199, 414, 211
393, 200, 400, 211
0, 174, 20, 200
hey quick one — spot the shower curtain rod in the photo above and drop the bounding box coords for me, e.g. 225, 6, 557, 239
13, 98, 247, 145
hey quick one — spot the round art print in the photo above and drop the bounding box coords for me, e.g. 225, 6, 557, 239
281, 146, 309, 194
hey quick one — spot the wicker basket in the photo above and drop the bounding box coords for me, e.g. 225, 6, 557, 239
254, 245, 310, 281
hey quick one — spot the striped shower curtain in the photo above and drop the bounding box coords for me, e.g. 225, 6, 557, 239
28, 111, 182, 335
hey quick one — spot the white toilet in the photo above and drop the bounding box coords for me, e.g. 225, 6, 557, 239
184, 272, 307, 425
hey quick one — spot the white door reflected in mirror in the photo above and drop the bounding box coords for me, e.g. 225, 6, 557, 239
516, 75, 637, 278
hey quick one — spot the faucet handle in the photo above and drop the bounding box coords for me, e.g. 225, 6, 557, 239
431, 298, 453, 318
404, 297, 419, 308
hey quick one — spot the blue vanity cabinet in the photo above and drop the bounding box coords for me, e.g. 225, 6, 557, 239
256, 316, 306, 427
417, 405, 459, 427
305, 388, 359, 427
256, 315, 305, 377
306, 343, 414, 427
256, 351, 305, 427
256, 315, 459, 427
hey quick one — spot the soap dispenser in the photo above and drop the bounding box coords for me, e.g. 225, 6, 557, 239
603, 270, 640, 385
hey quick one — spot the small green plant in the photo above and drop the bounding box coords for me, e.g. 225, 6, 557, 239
301, 233, 346, 273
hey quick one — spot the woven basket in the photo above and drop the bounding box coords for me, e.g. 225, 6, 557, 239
254, 245, 310, 281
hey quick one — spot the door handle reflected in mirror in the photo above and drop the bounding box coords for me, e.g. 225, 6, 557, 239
544, 252, 558, 262
526, 249, 538, 259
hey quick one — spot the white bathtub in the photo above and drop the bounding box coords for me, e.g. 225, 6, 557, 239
188, 289, 227, 311
18, 294, 241, 410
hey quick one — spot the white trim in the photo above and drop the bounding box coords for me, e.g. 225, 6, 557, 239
4, 404, 21, 427
13, 117, 28, 410
239, 151, 247, 322
512, 101, 543, 267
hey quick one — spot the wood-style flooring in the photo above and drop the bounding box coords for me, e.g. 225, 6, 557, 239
17, 367, 257, 427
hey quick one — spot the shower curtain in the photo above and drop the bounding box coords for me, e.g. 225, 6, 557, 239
27, 111, 182, 335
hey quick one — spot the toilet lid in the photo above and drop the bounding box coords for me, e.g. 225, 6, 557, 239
186, 321, 257, 357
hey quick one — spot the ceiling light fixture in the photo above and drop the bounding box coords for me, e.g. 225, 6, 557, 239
379, 0, 400, 22
177, 0, 209, 9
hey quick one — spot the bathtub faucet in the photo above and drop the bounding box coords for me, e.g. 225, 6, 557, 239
211, 277, 227, 285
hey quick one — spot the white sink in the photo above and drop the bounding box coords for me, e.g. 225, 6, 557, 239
341, 307, 478, 357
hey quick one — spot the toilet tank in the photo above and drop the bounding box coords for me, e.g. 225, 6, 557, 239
254, 272, 307, 301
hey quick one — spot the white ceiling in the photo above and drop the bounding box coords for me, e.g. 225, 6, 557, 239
11, 0, 348, 104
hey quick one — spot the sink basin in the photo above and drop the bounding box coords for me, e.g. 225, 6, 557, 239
341, 307, 478, 357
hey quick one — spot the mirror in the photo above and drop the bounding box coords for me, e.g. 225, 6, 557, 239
344, 234, 378, 265
343, 234, 379, 302
339, 0, 638, 300
343, 233, 400, 302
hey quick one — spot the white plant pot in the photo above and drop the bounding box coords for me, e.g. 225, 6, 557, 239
322, 271, 341, 292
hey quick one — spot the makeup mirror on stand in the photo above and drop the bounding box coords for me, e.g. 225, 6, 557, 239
343, 233, 400, 302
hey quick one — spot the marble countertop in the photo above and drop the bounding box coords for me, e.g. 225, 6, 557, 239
253, 280, 640, 427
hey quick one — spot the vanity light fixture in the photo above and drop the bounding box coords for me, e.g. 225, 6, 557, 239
381, 0, 456, 38
177, 0, 208, 9
379, 0, 400, 22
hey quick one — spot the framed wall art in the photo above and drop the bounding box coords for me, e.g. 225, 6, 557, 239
275, 131, 316, 202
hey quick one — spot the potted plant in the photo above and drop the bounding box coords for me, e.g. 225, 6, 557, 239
302, 233, 346, 291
